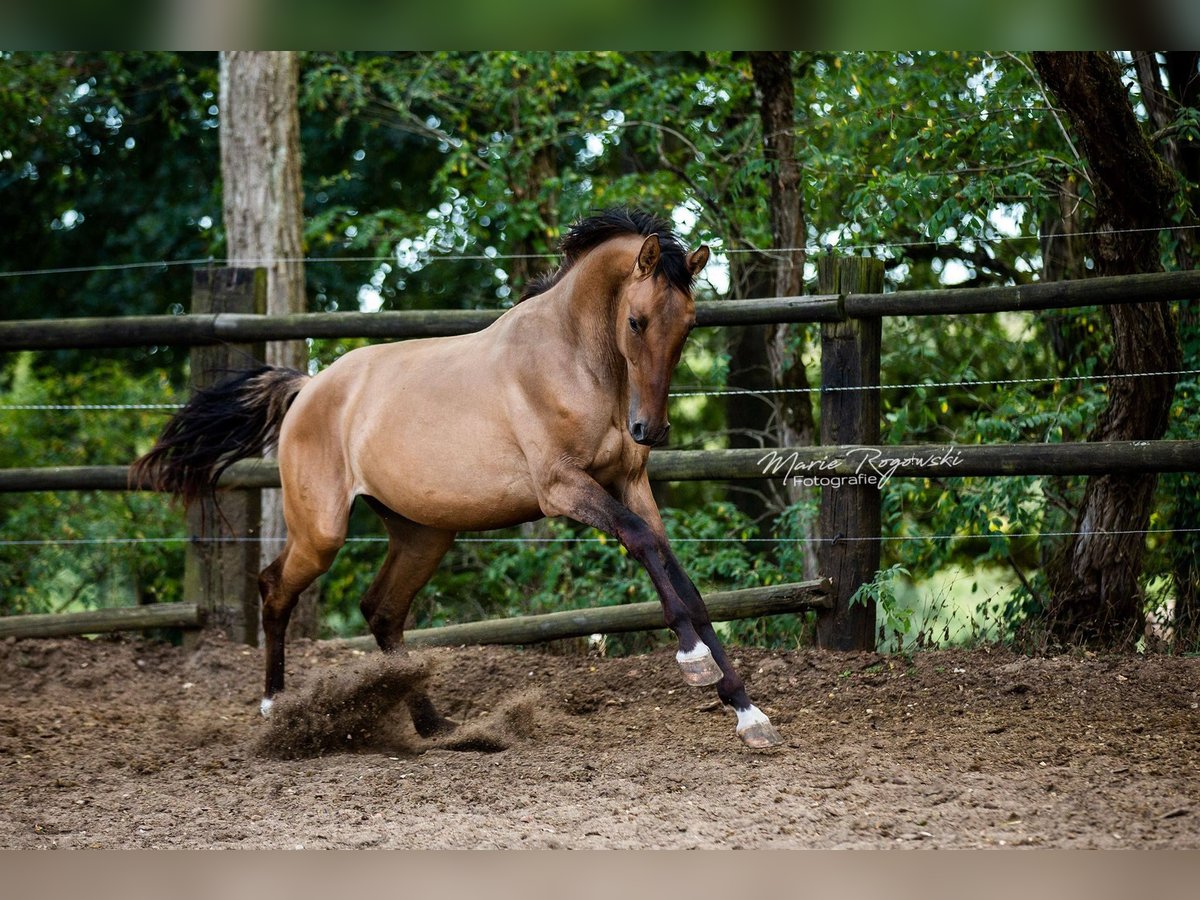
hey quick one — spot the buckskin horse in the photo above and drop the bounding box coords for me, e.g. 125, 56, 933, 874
134, 209, 782, 748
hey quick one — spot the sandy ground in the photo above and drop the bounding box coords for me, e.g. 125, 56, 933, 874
1, 633, 1197, 848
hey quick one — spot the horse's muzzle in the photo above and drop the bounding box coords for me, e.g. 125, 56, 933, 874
630, 420, 671, 447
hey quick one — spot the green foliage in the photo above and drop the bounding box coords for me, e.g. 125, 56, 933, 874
797, 52, 1075, 283
0, 51, 220, 378
0, 355, 184, 615
297, 52, 721, 302
850, 564, 913, 650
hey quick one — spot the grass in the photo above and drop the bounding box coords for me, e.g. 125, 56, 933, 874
882, 564, 1015, 651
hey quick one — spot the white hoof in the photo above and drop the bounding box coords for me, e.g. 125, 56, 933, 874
260, 696, 274, 717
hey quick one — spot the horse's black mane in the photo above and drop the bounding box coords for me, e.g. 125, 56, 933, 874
521, 208, 693, 301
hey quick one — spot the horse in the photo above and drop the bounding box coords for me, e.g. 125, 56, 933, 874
133, 208, 782, 749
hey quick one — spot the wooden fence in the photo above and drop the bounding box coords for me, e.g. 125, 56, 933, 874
3, 262, 1199, 650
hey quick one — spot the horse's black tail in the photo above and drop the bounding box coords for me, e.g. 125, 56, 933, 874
131, 365, 309, 504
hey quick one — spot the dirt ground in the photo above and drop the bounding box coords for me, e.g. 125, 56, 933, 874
1, 633, 1197, 849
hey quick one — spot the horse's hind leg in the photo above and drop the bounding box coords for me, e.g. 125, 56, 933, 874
258, 512, 348, 715
360, 498, 457, 737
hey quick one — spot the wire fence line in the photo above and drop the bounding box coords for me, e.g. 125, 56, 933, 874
2, 222, 1200, 281
3, 526, 1197, 549
0, 403, 183, 412
4, 366, 1198, 412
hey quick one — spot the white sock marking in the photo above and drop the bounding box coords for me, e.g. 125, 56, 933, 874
676, 643, 712, 664
734, 704, 770, 733
260, 696, 274, 717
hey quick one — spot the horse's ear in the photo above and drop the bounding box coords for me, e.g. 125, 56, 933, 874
688, 245, 710, 276
636, 234, 661, 277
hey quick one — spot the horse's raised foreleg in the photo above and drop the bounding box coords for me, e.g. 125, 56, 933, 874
620, 475, 782, 749
542, 471, 709, 676
360, 499, 458, 737
540, 469, 782, 748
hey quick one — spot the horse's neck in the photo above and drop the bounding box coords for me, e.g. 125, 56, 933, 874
552, 240, 636, 385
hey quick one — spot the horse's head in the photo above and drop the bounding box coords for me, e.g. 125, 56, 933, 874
616, 234, 709, 447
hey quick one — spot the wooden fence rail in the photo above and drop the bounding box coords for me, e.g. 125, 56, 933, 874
0, 602, 201, 639
3, 268, 1199, 351
0, 297, 842, 350
0, 581, 829, 643
3, 441, 1199, 494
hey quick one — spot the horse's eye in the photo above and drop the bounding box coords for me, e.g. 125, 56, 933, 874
628, 316, 641, 334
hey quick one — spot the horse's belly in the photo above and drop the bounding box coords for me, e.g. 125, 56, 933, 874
355, 440, 542, 532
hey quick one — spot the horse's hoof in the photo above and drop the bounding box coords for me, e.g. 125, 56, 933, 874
738, 721, 784, 749
735, 705, 783, 749
417, 715, 461, 739
260, 697, 274, 717
408, 693, 460, 738
676, 644, 722, 687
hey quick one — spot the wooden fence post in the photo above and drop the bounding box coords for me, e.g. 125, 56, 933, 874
816, 256, 884, 650
183, 267, 266, 645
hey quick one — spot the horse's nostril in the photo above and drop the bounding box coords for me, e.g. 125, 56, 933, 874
631, 422, 646, 442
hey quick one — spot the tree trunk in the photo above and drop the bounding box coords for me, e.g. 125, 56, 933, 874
719, 58, 785, 531
750, 51, 819, 578
218, 51, 317, 639
1040, 175, 1090, 367
723, 268, 778, 527
1033, 52, 1182, 647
